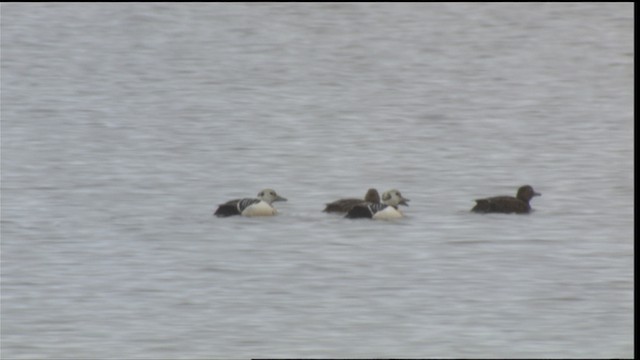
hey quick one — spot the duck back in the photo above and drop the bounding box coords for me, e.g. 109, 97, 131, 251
472, 196, 530, 214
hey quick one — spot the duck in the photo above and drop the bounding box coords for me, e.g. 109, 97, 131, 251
345, 189, 410, 220
214, 188, 287, 217
471, 185, 541, 214
323, 188, 381, 213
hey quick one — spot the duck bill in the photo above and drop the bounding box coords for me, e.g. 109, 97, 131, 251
274, 195, 288, 202
399, 198, 410, 206
533, 192, 541, 197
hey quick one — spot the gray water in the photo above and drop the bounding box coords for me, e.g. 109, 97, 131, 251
0, 3, 634, 359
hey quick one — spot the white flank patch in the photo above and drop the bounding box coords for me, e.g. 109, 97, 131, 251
372, 206, 403, 220
241, 201, 277, 217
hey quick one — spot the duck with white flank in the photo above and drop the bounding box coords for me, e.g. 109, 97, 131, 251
345, 189, 410, 220
471, 185, 541, 214
323, 188, 381, 213
214, 189, 287, 217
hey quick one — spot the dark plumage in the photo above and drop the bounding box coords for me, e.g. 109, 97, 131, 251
323, 188, 381, 213
345, 203, 390, 219
214, 198, 260, 217
471, 185, 541, 214
214, 201, 242, 217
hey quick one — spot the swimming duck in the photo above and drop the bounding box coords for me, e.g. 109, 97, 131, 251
471, 185, 541, 214
214, 188, 287, 217
345, 189, 410, 220
323, 188, 381, 213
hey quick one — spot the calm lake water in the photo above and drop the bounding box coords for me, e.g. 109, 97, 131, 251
1, 3, 634, 359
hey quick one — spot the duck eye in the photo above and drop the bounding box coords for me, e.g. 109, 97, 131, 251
270, 192, 276, 196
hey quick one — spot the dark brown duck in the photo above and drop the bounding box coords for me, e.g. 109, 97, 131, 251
323, 188, 380, 213
471, 185, 541, 214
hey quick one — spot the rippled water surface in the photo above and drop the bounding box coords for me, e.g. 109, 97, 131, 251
1, 3, 634, 359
